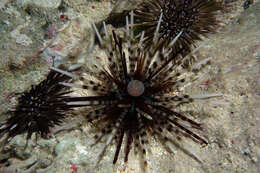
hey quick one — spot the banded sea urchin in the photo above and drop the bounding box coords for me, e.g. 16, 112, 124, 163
0, 70, 73, 146
134, 0, 223, 53
52, 11, 217, 172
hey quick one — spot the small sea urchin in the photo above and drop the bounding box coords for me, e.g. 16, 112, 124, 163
0, 70, 73, 145
134, 0, 223, 52
52, 12, 217, 171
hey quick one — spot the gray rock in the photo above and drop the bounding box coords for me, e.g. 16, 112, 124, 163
105, 0, 143, 27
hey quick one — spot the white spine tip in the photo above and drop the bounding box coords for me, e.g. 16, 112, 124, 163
210, 100, 232, 106
103, 21, 108, 38
69, 64, 82, 71
126, 15, 129, 36
169, 30, 183, 47
51, 67, 77, 79
130, 10, 134, 38
67, 101, 90, 106
191, 93, 223, 99
93, 23, 103, 44
153, 12, 163, 44
59, 82, 82, 89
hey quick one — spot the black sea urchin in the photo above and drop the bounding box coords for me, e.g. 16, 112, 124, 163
53, 12, 214, 171
134, 0, 223, 52
0, 70, 73, 145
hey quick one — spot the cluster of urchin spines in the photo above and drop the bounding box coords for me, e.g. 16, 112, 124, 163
0, 70, 73, 146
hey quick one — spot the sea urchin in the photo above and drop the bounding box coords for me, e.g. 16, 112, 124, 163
0, 70, 73, 145
52, 11, 216, 171
134, 0, 223, 52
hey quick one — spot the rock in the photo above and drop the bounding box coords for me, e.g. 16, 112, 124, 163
18, 0, 62, 9
104, 0, 143, 27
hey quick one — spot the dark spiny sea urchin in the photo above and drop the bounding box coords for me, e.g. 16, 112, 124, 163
52, 11, 218, 172
0, 70, 73, 145
134, 0, 223, 53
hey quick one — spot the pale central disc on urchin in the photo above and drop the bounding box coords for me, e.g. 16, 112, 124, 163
127, 80, 145, 97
